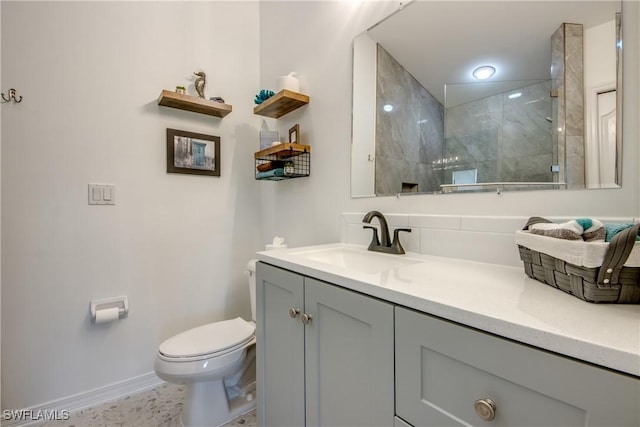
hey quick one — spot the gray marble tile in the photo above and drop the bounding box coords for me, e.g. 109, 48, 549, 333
445, 95, 501, 164
565, 135, 586, 187
551, 25, 565, 86
502, 81, 553, 159
501, 153, 554, 183
551, 22, 585, 187
375, 45, 444, 195
563, 24, 585, 186
444, 79, 556, 184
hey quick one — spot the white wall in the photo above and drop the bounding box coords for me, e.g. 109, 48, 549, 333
351, 32, 377, 198
258, 0, 401, 247
1, 1, 261, 409
584, 19, 618, 187
585, 20, 617, 89
259, 0, 640, 248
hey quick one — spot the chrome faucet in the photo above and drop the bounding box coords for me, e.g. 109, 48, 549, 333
362, 210, 411, 254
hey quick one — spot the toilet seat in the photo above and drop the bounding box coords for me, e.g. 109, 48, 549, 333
158, 317, 255, 362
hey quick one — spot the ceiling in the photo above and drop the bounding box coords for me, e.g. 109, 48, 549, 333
367, 0, 620, 106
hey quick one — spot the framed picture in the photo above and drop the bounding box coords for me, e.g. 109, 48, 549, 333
289, 124, 300, 144
167, 129, 220, 176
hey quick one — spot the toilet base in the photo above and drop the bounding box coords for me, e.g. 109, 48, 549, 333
180, 346, 256, 427
181, 380, 256, 427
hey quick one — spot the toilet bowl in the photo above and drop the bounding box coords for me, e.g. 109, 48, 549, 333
154, 261, 258, 427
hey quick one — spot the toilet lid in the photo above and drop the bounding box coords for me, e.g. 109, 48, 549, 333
159, 317, 255, 359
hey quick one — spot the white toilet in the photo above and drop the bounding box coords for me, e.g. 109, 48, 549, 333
154, 260, 258, 427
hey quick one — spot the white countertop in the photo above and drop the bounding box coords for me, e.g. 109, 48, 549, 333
257, 243, 640, 377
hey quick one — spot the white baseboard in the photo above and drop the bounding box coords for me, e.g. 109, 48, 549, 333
2, 372, 163, 427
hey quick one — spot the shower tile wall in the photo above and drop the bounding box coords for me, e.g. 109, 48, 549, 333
444, 93, 501, 183
375, 45, 444, 195
444, 81, 554, 184
552, 23, 586, 188
551, 24, 564, 184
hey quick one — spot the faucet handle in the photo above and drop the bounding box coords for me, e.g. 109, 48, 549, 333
391, 228, 412, 254
363, 225, 380, 249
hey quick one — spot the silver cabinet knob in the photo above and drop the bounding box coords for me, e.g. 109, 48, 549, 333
300, 313, 312, 325
288, 308, 300, 318
474, 398, 496, 421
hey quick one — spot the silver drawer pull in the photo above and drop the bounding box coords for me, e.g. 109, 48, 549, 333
474, 398, 496, 421
301, 313, 312, 325
288, 308, 300, 318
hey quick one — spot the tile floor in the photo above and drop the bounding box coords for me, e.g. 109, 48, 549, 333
38, 382, 256, 427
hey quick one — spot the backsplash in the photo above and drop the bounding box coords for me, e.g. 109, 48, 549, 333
341, 213, 636, 268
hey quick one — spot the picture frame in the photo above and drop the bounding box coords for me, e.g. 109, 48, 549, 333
167, 128, 220, 176
289, 124, 300, 144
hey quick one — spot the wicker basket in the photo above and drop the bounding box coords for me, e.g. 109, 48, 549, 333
517, 221, 640, 304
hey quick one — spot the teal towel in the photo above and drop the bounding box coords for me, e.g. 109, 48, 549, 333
575, 218, 593, 230
256, 168, 285, 179
604, 223, 640, 242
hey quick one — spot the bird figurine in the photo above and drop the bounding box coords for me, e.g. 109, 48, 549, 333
194, 71, 206, 99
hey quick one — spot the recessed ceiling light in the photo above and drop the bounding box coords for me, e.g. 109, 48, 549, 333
508, 92, 522, 99
472, 65, 496, 80
383, 104, 394, 112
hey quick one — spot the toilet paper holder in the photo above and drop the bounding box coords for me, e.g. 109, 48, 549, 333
90, 296, 129, 323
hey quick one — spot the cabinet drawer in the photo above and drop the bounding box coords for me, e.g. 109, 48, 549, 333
395, 307, 640, 427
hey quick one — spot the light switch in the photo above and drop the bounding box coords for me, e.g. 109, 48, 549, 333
88, 184, 115, 205
92, 186, 102, 202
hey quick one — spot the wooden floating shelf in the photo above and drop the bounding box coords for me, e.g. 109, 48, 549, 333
254, 143, 311, 159
157, 90, 232, 118
253, 90, 310, 119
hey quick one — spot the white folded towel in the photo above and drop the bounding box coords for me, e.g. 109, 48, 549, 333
529, 218, 604, 241
583, 219, 605, 241
516, 230, 640, 267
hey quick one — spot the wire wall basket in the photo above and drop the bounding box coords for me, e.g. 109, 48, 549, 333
255, 143, 310, 181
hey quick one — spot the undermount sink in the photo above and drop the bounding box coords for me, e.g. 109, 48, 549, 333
291, 246, 422, 275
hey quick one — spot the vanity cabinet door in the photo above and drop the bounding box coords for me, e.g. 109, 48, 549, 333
256, 262, 305, 427
256, 263, 395, 427
395, 307, 640, 427
304, 277, 394, 427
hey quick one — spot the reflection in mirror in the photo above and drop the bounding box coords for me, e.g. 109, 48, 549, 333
351, 1, 622, 197
442, 79, 558, 192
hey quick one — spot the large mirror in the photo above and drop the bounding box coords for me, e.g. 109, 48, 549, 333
351, 1, 622, 197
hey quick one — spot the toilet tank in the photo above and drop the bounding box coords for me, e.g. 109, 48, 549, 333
247, 260, 258, 322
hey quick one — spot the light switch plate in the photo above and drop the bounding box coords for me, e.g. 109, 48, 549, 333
88, 184, 115, 205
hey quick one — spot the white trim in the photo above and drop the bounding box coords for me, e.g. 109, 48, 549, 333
2, 372, 163, 427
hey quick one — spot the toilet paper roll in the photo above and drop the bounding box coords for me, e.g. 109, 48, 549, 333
94, 307, 120, 324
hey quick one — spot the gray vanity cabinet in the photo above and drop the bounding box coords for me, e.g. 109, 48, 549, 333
256, 262, 305, 427
256, 262, 395, 427
395, 307, 640, 427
